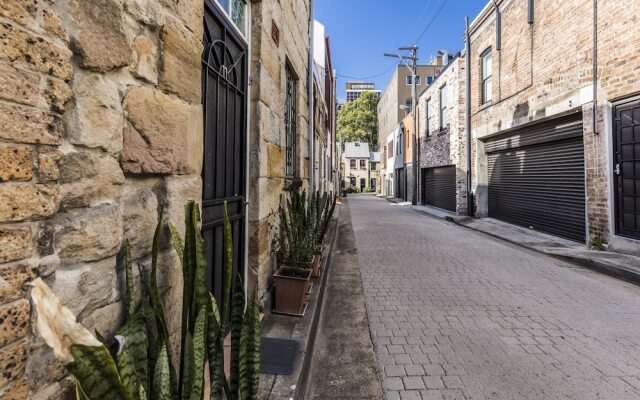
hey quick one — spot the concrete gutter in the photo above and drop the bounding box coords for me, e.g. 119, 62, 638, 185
407, 205, 640, 286
258, 201, 341, 400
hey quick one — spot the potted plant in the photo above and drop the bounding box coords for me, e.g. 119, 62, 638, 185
272, 266, 312, 315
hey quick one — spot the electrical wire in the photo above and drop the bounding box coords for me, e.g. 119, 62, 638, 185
414, 0, 449, 44
407, 0, 436, 38
336, 62, 399, 81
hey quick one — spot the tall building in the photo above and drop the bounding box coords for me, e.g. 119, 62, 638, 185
345, 81, 381, 102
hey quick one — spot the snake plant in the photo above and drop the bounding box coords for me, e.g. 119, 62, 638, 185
30, 201, 261, 400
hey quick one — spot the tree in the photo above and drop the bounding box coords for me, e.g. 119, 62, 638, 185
337, 91, 379, 149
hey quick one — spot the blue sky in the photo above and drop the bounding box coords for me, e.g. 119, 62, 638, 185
315, 0, 488, 102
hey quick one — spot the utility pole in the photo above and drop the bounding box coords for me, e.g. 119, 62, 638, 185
384, 46, 418, 205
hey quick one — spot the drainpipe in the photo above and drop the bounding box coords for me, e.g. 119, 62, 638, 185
308, 0, 315, 192
592, 0, 598, 135
465, 16, 473, 217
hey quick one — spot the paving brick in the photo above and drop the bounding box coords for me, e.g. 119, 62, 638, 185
403, 376, 426, 390
350, 196, 640, 400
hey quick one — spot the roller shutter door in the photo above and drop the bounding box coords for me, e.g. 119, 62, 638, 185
486, 112, 586, 242
422, 165, 457, 212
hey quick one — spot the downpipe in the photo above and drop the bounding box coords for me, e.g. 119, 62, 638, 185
465, 16, 474, 217
308, 0, 315, 192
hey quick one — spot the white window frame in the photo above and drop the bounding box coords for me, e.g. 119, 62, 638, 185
439, 84, 448, 130
481, 48, 492, 104
215, 0, 249, 37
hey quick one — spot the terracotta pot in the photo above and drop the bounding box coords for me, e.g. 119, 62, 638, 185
311, 254, 321, 278
273, 266, 312, 315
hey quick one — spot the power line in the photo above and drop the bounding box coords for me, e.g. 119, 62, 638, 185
407, 0, 436, 38
414, 0, 449, 44
336, 62, 398, 81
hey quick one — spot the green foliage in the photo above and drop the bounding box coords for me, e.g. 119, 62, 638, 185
590, 235, 606, 251
275, 190, 337, 265
337, 91, 380, 148
47, 201, 261, 400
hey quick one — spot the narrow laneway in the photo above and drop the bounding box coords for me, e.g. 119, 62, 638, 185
350, 195, 640, 400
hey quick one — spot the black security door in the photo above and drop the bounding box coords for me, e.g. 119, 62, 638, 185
614, 97, 640, 240
202, 0, 247, 305
422, 165, 456, 212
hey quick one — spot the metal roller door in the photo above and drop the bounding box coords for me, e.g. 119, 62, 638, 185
422, 165, 456, 212
486, 112, 586, 242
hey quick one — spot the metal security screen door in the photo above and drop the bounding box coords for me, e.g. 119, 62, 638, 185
614, 97, 640, 240
202, 0, 247, 304
422, 165, 456, 212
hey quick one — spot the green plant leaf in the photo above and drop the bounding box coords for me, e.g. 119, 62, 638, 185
193, 204, 209, 333
229, 275, 245, 400
168, 221, 185, 263
124, 240, 136, 321
207, 294, 223, 400
181, 332, 194, 400
222, 201, 233, 327
66, 344, 131, 400
239, 291, 260, 400
153, 343, 173, 400
190, 306, 207, 400
116, 307, 149, 396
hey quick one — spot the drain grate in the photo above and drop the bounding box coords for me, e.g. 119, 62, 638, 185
260, 337, 300, 375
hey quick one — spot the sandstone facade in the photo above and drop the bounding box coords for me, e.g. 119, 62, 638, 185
468, 0, 640, 251
0, 0, 202, 397
248, 1, 312, 295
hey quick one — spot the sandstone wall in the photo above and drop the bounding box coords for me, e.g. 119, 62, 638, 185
469, 0, 640, 242
248, 0, 311, 295
0, 0, 203, 397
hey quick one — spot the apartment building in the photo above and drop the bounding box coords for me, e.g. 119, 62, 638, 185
342, 142, 380, 192
345, 81, 381, 102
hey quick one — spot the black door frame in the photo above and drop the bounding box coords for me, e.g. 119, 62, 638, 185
202, 0, 248, 305
613, 95, 640, 240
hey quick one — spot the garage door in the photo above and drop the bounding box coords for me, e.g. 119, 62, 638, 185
486, 112, 586, 242
422, 165, 456, 212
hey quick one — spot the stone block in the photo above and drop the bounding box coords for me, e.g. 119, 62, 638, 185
0, 222, 31, 258
54, 203, 123, 264
122, 185, 158, 259
0, 64, 39, 107
69, 71, 123, 154
164, 175, 202, 238
43, 78, 72, 114
0, 22, 72, 80
78, 301, 124, 339
122, 86, 201, 175
0, 146, 33, 182
159, 0, 203, 35
267, 143, 285, 178
159, 17, 202, 103
42, 8, 69, 44
0, 184, 60, 223
0, 337, 28, 389
0, 103, 63, 145
0, 377, 28, 400
47, 256, 118, 317
59, 150, 124, 209
0, 264, 35, 304
0, 299, 30, 347
124, 0, 165, 26
68, 0, 132, 71
24, 345, 66, 396
131, 35, 158, 84
37, 148, 62, 181
0, 0, 37, 27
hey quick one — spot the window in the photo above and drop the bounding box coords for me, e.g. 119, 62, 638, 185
371, 162, 377, 171
350, 159, 356, 169
360, 159, 366, 170
405, 75, 421, 85
439, 84, 448, 130
405, 98, 413, 111
397, 131, 403, 155
216, 0, 247, 36
285, 64, 297, 176
388, 141, 393, 156
426, 76, 435, 85
426, 99, 432, 137
481, 48, 492, 104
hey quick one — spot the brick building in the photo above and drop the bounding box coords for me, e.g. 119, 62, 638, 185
469, 0, 640, 251
417, 56, 469, 214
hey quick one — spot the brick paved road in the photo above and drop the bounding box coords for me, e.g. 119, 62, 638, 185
349, 195, 640, 400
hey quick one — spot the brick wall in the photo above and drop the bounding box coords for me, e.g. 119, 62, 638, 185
418, 58, 469, 214
0, 0, 204, 397
469, 0, 640, 244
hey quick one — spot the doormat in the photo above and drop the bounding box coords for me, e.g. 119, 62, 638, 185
260, 337, 300, 375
